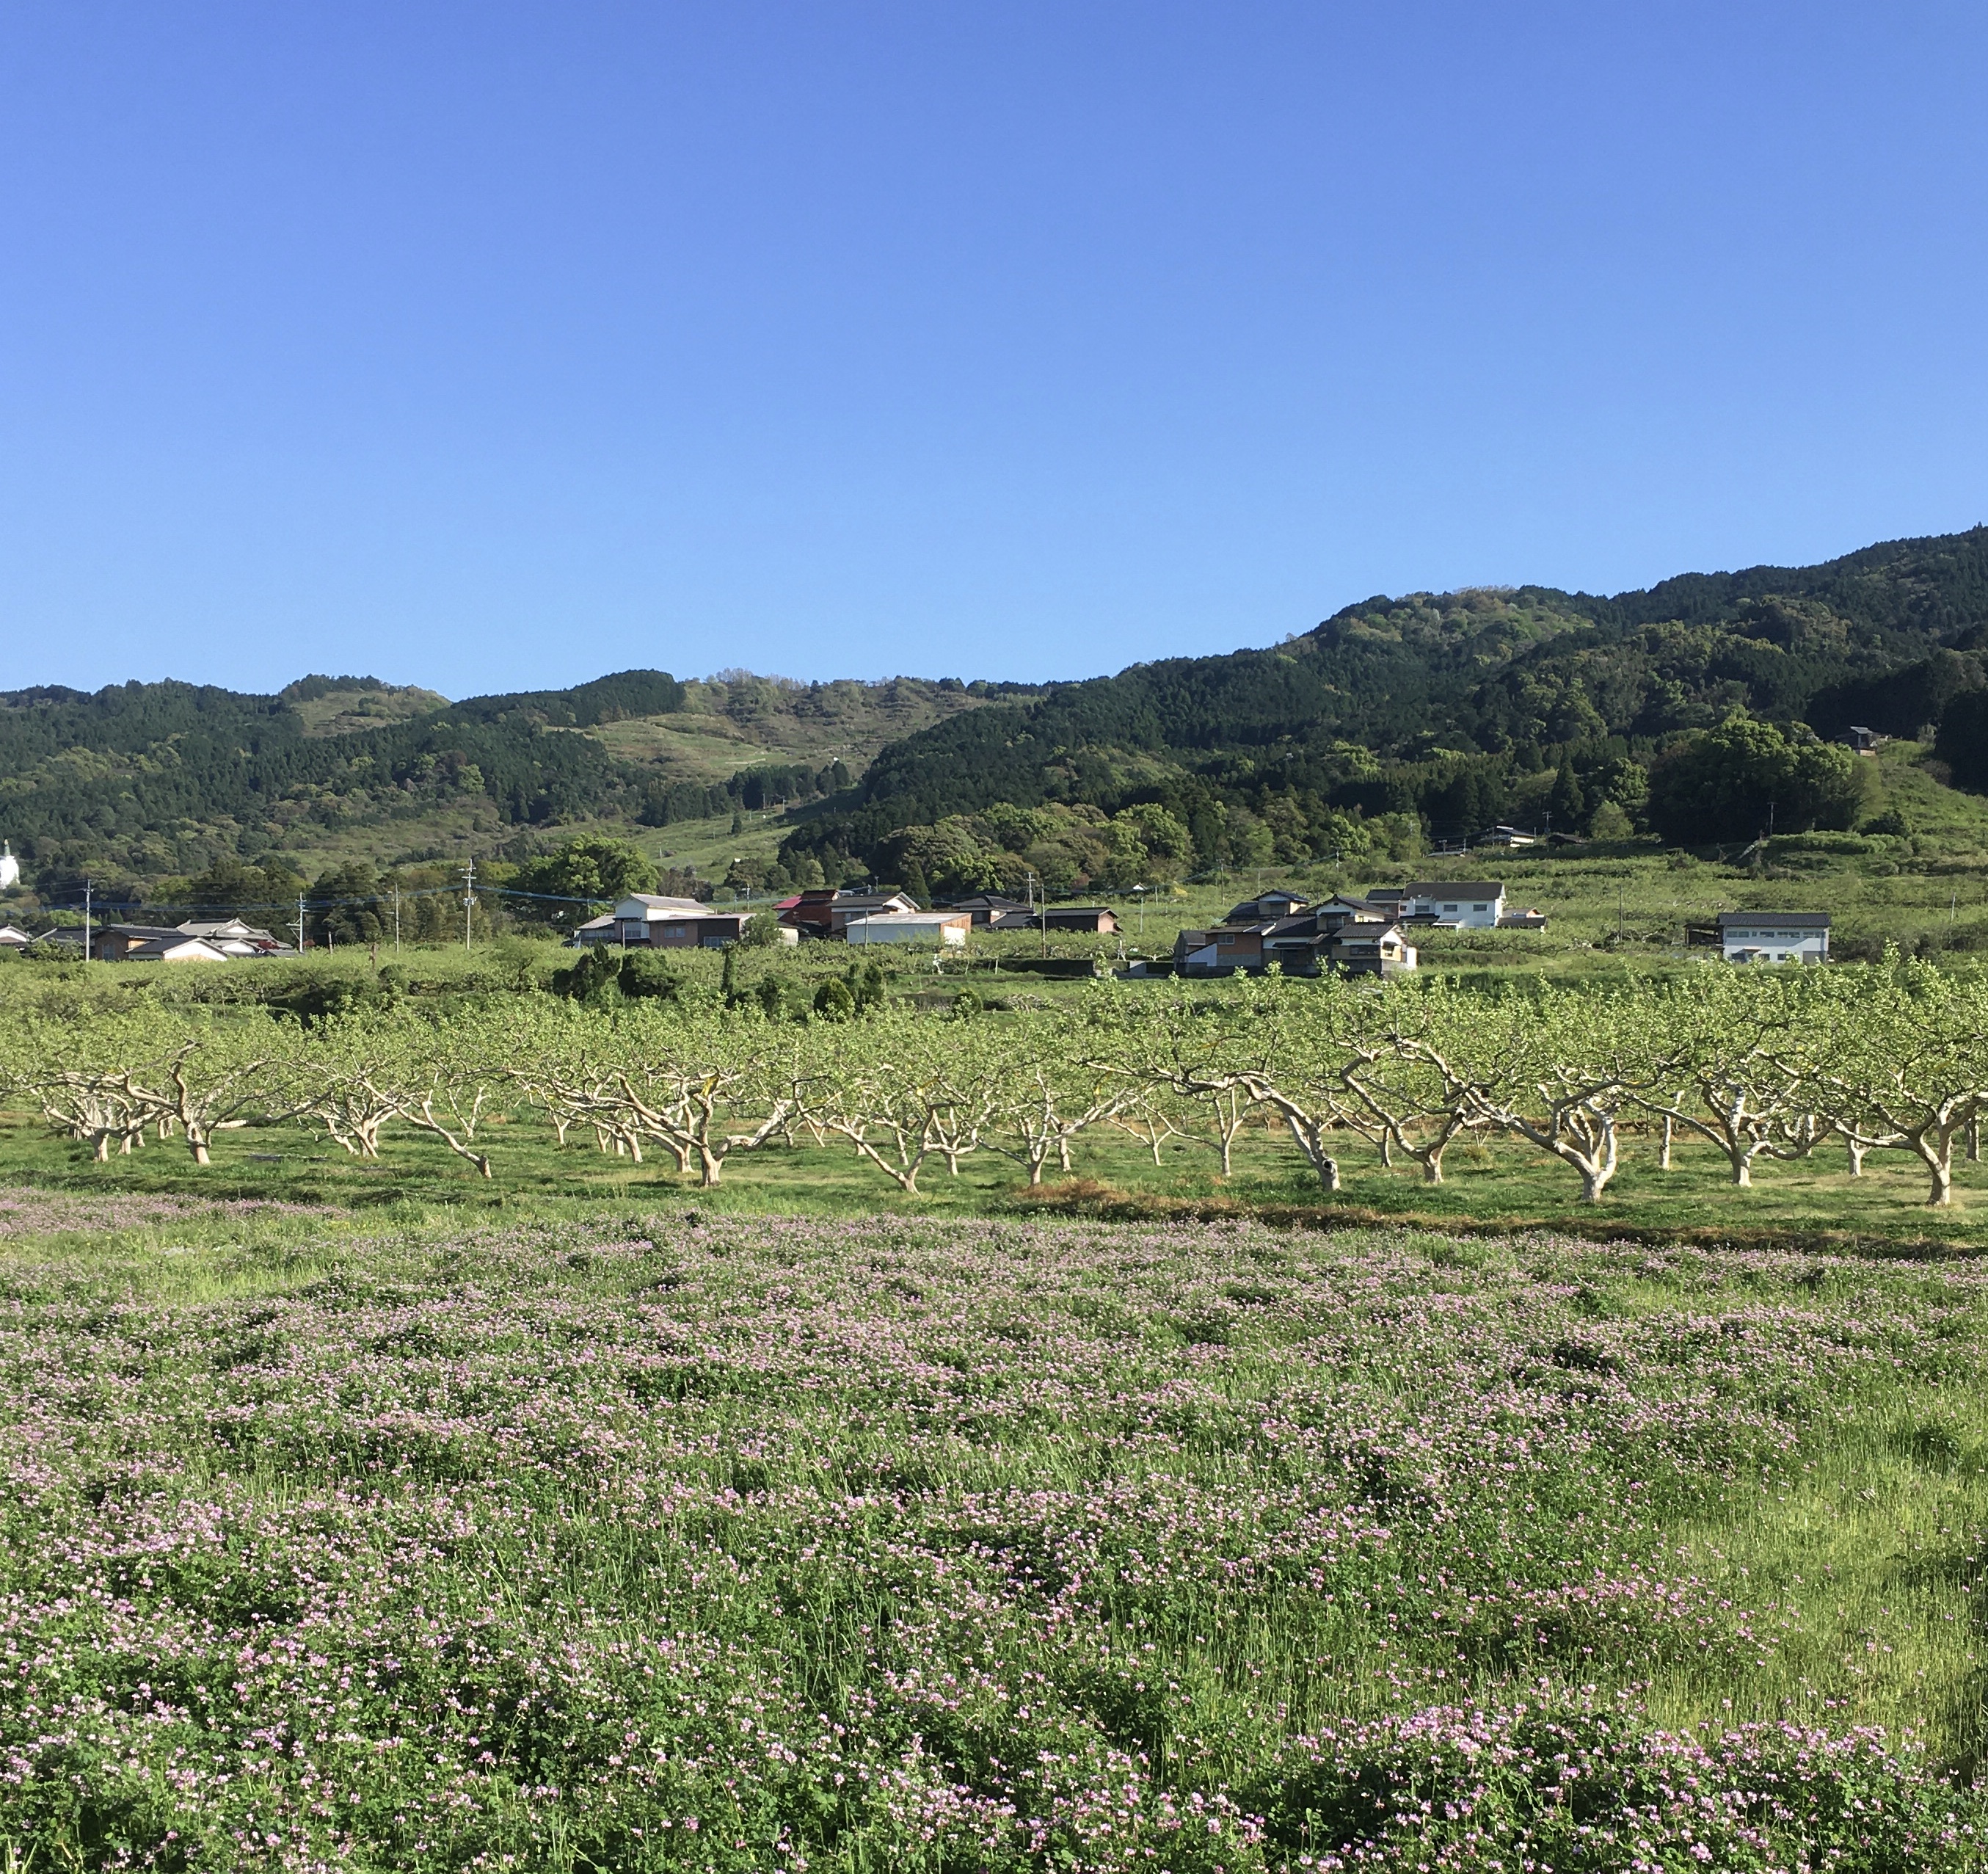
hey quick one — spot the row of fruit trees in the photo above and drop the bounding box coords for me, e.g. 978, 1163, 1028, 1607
4, 962, 1987, 1204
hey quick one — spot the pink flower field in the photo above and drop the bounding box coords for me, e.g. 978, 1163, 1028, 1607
0, 1207, 1982, 1870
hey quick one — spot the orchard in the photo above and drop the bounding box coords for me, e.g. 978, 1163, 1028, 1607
7, 959, 1988, 1209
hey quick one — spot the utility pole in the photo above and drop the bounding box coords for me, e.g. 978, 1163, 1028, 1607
462, 859, 476, 951
393, 886, 401, 954
294, 893, 307, 953
1618, 882, 1625, 941
82, 879, 92, 963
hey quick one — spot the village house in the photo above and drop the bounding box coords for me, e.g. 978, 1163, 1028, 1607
177, 918, 286, 956
1718, 911, 1829, 965
985, 904, 1121, 934
574, 894, 715, 946
1328, 923, 1419, 974
1175, 896, 1416, 978
1362, 882, 1507, 928
92, 918, 286, 962
779, 888, 920, 939
638, 909, 751, 949
946, 893, 1033, 927
128, 934, 233, 963
91, 925, 234, 963
1220, 888, 1312, 922
576, 895, 796, 948
844, 911, 972, 948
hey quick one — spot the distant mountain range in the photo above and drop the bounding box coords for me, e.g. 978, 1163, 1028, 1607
5, 524, 1988, 898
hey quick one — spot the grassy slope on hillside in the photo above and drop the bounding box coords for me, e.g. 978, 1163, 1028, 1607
287, 683, 450, 737
588, 672, 998, 782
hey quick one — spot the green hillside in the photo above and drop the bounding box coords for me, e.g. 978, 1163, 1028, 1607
0, 668, 1010, 906
776, 524, 1988, 892
12, 524, 1988, 920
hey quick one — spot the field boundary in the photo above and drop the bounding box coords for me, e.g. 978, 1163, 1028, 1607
1006, 1176, 1988, 1261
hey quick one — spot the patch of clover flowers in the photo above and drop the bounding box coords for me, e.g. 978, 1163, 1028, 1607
0, 1210, 1979, 1870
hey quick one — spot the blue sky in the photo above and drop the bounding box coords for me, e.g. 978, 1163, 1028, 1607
2, 3, 1985, 698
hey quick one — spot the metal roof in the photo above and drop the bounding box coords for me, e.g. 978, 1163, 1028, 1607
1716, 911, 1831, 929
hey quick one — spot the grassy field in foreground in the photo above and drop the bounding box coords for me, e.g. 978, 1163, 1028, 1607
0, 1195, 1981, 1869
7, 1094, 1988, 1251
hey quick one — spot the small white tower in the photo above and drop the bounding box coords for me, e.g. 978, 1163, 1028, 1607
0, 844, 17, 891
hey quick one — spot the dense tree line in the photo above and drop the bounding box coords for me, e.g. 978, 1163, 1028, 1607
6, 962, 1985, 1207
443, 669, 685, 727
4, 704, 638, 872
635, 758, 853, 832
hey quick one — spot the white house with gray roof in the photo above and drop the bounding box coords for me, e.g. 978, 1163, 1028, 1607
1363, 882, 1507, 929
1718, 911, 1829, 965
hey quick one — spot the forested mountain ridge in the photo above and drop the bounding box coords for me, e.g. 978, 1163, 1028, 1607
0, 668, 1004, 896
776, 525, 1988, 890
10, 523, 1988, 904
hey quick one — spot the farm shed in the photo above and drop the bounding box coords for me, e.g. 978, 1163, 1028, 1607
844, 912, 971, 947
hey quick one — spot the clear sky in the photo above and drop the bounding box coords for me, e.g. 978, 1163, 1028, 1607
2, 3, 1986, 699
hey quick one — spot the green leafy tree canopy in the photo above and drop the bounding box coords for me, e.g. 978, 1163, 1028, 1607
511, 835, 656, 909
1645, 713, 1869, 843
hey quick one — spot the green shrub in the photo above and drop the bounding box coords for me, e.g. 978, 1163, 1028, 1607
550, 946, 627, 1003
619, 950, 685, 1000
